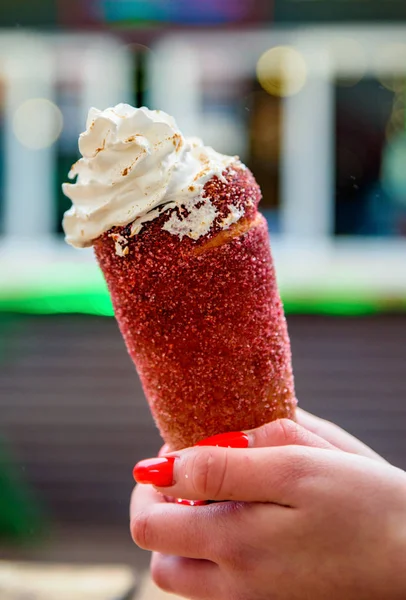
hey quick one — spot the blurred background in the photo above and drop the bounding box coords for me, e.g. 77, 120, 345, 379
1, 1, 406, 598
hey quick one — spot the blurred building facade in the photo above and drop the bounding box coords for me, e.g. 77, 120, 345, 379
0, 21, 406, 313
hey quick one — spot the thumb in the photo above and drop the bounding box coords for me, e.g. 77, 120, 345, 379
133, 444, 323, 505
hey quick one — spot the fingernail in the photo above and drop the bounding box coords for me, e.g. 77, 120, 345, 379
133, 457, 176, 487
196, 431, 249, 448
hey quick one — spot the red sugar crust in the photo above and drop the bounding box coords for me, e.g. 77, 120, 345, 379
94, 167, 296, 450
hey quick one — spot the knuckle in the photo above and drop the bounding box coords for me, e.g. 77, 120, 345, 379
130, 511, 153, 550
190, 449, 228, 498
274, 418, 300, 445
260, 417, 318, 450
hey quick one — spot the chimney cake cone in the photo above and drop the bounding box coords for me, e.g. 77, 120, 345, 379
63, 104, 296, 450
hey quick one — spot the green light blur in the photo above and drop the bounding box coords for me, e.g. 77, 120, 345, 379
0, 293, 114, 317
1, 290, 405, 317
1, 260, 405, 316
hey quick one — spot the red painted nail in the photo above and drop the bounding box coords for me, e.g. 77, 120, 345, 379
196, 431, 249, 448
133, 457, 176, 487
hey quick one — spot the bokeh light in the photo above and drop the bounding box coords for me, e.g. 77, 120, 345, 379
13, 98, 64, 150
375, 43, 406, 92
256, 46, 307, 98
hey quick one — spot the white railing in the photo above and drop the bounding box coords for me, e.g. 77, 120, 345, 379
0, 27, 405, 303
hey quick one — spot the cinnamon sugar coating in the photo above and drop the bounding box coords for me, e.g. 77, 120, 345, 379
94, 167, 296, 450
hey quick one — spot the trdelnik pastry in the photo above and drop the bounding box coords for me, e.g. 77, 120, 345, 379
63, 103, 296, 450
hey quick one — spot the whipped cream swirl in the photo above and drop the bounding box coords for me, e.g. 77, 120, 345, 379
62, 104, 241, 247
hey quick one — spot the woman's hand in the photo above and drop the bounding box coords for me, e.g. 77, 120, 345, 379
130, 419, 406, 600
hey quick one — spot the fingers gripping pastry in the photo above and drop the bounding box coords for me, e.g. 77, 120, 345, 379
63, 104, 296, 450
